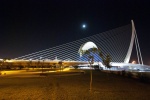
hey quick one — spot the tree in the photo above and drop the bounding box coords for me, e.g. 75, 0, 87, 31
81, 47, 97, 92
0, 60, 3, 75
58, 61, 63, 72
0, 58, 7, 75
97, 48, 112, 80
104, 54, 111, 70
97, 48, 112, 70
73, 66, 79, 69
81, 47, 112, 91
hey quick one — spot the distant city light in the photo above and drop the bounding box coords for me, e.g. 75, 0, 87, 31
132, 61, 136, 64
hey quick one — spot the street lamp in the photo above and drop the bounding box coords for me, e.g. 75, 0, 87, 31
29, 59, 32, 69
39, 57, 44, 73
42, 59, 44, 73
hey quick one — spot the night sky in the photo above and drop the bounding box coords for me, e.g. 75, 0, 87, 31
0, 0, 150, 65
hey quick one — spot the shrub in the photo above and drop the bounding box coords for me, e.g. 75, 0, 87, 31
40, 73, 48, 76
137, 73, 150, 83
121, 70, 126, 76
127, 72, 133, 78
117, 71, 121, 75
110, 71, 114, 74
73, 66, 78, 69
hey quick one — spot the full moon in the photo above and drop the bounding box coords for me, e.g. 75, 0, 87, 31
82, 24, 86, 28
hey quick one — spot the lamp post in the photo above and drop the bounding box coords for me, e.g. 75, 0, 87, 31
42, 59, 44, 73
39, 57, 43, 73
29, 59, 32, 70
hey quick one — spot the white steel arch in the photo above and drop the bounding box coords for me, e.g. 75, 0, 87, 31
124, 20, 135, 63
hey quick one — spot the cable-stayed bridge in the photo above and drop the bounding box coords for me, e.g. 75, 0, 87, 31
1, 20, 150, 70
14, 24, 132, 63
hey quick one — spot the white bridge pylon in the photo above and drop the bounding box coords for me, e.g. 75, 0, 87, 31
124, 20, 143, 65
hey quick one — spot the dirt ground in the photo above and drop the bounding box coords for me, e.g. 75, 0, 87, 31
0, 70, 150, 100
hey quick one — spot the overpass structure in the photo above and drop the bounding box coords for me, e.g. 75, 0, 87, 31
1, 20, 149, 70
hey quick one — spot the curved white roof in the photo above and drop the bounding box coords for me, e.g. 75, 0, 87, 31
78, 41, 98, 56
